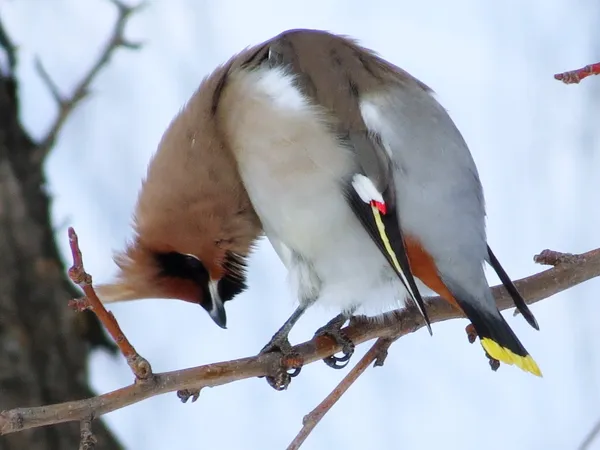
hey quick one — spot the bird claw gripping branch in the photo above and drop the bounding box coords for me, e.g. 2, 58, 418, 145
259, 336, 303, 391
313, 314, 355, 369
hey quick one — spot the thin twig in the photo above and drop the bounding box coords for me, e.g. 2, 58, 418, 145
0, 245, 599, 437
33, 0, 145, 162
554, 62, 600, 85
287, 338, 393, 450
0, 16, 17, 74
67, 227, 152, 380
513, 249, 578, 317
79, 417, 97, 450
579, 416, 600, 450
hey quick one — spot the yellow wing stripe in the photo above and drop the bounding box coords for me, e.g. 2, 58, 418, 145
371, 204, 405, 277
370, 204, 431, 334
481, 338, 542, 377
371, 203, 421, 306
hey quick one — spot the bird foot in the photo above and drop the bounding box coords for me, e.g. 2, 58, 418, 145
259, 334, 303, 391
314, 314, 355, 369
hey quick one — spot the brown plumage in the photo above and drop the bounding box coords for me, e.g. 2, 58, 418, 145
97, 63, 262, 327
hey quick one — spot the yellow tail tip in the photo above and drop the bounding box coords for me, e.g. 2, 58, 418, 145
480, 338, 543, 377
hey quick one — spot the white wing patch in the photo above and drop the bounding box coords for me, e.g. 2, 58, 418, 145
252, 67, 310, 113
359, 101, 394, 158
351, 174, 384, 205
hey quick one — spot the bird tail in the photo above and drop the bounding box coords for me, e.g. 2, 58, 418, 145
487, 245, 539, 331
457, 298, 542, 377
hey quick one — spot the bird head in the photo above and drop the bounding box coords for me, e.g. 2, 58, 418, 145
97, 65, 262, 328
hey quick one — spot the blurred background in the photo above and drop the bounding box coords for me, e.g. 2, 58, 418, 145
1, 0, 599, 449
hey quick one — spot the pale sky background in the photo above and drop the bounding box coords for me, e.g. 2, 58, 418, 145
2, 1, 600, 449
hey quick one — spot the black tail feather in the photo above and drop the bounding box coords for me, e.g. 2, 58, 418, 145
458, 298, 529, 358
487, 245, 539, 331
440, 270, 542, 375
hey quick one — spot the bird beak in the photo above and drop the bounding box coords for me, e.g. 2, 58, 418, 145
207, 279, 227, 329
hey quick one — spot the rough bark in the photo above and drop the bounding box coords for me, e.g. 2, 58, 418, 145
0, 18, 121, 450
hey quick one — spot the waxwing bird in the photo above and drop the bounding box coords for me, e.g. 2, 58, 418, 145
99, 28, 541, 379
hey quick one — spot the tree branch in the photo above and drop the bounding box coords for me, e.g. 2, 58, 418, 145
67, 227, 152, 380
579, 416, 600, 450
1, 245, 599, 438
554, 62, 600, 84
32, 0, 144, 162
287, 337, 394, 450
0, 15, 17, 74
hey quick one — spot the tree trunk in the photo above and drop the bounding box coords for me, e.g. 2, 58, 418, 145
0, 23, 121, 450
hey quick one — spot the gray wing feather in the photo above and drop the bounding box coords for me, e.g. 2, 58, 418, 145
363, 85, 494, 310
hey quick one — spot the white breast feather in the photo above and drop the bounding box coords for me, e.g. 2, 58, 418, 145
219, 67, 412, 316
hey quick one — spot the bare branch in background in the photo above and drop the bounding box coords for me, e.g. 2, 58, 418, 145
287, 337, 395, 450
579, 417, 600, 450
554, 62, 600, 84
0, 15, 17, 74
33, 0, 145, 162
0, 228, 598, 446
